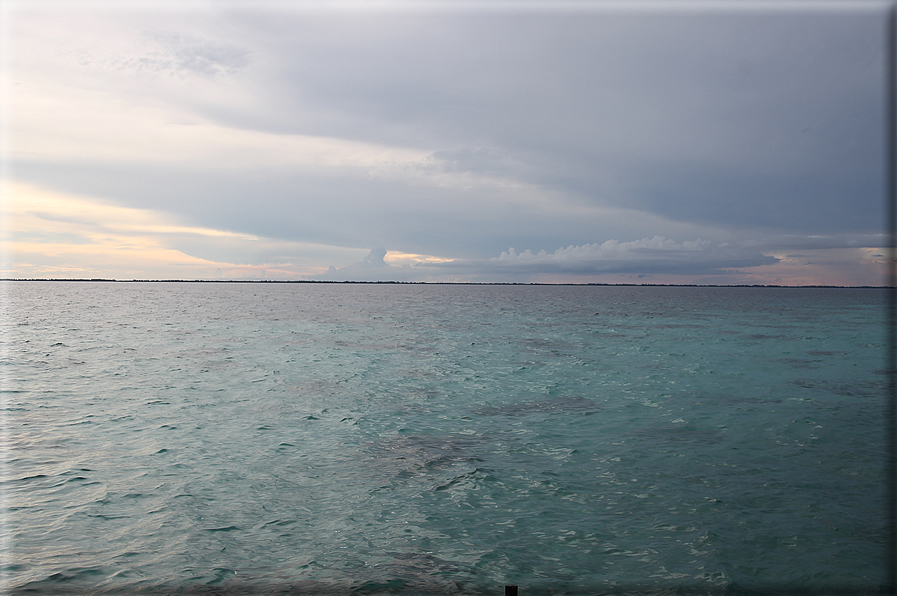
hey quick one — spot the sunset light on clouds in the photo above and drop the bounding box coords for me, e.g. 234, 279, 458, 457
1, 1, 890, 285
7, 183, 367, 280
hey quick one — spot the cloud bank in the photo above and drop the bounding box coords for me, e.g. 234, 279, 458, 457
316, 238, 779, 283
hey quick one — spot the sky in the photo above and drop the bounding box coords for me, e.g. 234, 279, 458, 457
1, 0, 891, 284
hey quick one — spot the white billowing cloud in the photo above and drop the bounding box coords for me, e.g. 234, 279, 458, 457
315, 247, 389, 282
453, 237, 779, 276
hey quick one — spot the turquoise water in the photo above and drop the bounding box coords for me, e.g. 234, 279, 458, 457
1, 282, 889, 594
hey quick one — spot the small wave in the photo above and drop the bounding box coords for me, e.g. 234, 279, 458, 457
15, 567, 109, 590
5, 474, 53, 485
433, 467, 494, 491
261, 518, 296, 528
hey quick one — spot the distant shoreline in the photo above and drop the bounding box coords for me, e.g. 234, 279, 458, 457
1, 278, 891, 289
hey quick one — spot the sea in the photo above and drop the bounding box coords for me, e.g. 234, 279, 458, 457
1, 281, 891, 595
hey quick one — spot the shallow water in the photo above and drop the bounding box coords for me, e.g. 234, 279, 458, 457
1, 282, 889, 594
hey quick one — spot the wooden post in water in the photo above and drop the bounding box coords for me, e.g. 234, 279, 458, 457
505, 585, 518, 596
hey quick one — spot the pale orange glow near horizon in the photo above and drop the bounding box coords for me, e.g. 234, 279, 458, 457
1, 183, 366, 280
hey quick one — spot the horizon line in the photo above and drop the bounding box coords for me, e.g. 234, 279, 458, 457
1, 278, 892, 289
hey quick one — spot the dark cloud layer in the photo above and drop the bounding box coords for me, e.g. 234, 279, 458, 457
201, 9, 884, 232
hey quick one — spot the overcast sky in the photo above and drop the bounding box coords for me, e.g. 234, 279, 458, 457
2, 0, 890, 284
